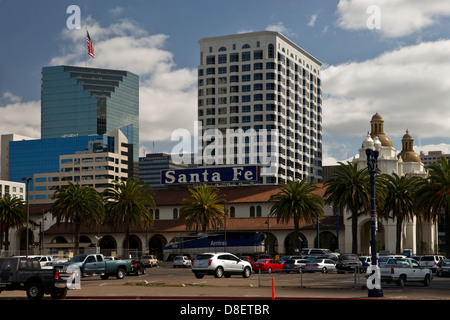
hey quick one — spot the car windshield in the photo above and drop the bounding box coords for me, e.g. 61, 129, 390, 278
442, 261, 450, 266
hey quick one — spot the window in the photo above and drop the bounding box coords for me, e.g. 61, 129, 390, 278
242, 51, 251, 61
254, 50, 263, 60
173, 208, 178, 219
218, 54, 227, 64
206, 55, 215, 65
268, 44, 275, 58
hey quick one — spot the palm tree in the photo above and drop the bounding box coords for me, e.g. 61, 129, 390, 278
51, 182, 104, 255
103, 178, 155, 256
324, 162, 373, 254
415, 157, 450, 257
378, 173, 421, 254
178, 184, 227, 233
0, 194, 26, 253
269, 179, 324, 252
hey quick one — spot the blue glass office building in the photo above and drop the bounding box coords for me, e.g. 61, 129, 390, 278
8, 135, 114, 194
41, 65, 139, 166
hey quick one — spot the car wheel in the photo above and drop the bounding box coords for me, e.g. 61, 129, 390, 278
321, 267, 327, 273
242, 267, 251, 278
50, 287, 67, 299
424, 274, 431, 287
397, 275, 406, 287
268, 267, 272, 274
194, 273, 204, 279
116, 268, 126, 279
214, 266, 224, 278
26, 282, 44, 300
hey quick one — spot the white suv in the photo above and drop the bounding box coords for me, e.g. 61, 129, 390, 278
419, 255, 446, 272
192, 253, 252, 279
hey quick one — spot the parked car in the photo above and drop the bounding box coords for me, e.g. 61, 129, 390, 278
173, 256, 192, 268
419, 255, 446, 273
305, 258, 336, 273
301, 248, 339, 260
0, 257, 70, 300
279, 255, 303, 264
141, 255, 159, 268
238, 256, 256, 268
436, 259, 450, 277
282, 259, 309, 273
129, 259, 146, 275
378, 255, 406, 266
336, 254, 362, 274
359, 256, 372, 271
253, 259, 283, 273
379, 258, 432, 287
191, 253, 252, 279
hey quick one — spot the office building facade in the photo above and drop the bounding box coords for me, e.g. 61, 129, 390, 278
4, 128, 130, 204
197, 31, 323, 183
41, 65, 139, 174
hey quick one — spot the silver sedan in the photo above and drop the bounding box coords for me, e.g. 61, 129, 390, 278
305, 258, 336, 273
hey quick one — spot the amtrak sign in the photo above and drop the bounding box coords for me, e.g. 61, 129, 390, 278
161, 166, 258, 185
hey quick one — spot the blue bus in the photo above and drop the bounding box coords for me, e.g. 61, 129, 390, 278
163, 232, 265, 261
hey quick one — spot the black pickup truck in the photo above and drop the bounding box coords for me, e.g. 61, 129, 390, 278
0, 257, 69, 300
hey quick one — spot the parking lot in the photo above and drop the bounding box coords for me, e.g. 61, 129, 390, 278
2, 262, 450, 300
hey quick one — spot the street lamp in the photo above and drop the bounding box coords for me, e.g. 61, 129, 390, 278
22, 177, 32, 258
363, 134, 383, 297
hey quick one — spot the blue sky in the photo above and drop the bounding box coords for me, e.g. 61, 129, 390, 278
1, 0, 450, 166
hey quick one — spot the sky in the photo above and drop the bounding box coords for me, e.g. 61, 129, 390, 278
1, 0, 449, 167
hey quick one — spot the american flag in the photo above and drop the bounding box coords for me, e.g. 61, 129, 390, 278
86, 30, 95, 58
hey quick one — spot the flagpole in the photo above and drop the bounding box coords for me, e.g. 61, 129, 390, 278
85, 28, 88, 67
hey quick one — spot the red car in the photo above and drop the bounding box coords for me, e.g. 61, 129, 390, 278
253, 259, 283, 273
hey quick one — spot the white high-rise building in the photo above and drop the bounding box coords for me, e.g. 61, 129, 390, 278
197, 31, 323, 183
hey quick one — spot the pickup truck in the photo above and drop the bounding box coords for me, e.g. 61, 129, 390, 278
0, 257, 69, 300
58, 254, 132, 280
141, 255, 159, 268
378, 258, 432, 287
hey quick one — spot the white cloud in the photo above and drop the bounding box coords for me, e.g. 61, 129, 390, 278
265, 22, 296, 37
0, 98, 40, 138
308, 14, 318, 27
49, 17, 198, 148
336, 0, 450, 37
322, 39, 450, 140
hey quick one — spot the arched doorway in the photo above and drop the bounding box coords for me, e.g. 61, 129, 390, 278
266, 233, 278, 256
123, 235, 142, 258
360, 219, 385, 255
148, 235, 166, 260
284, 232, 308, 255
18, 228, 34, 254
99, 235, 117, 256
314, 231, 337, 251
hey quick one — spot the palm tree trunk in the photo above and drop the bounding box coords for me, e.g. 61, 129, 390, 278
75, 223, 80, 255
351, 211, 358, 254
396, 216, 403, 254
294, 213, 300, 251
445, 208, 450, 258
